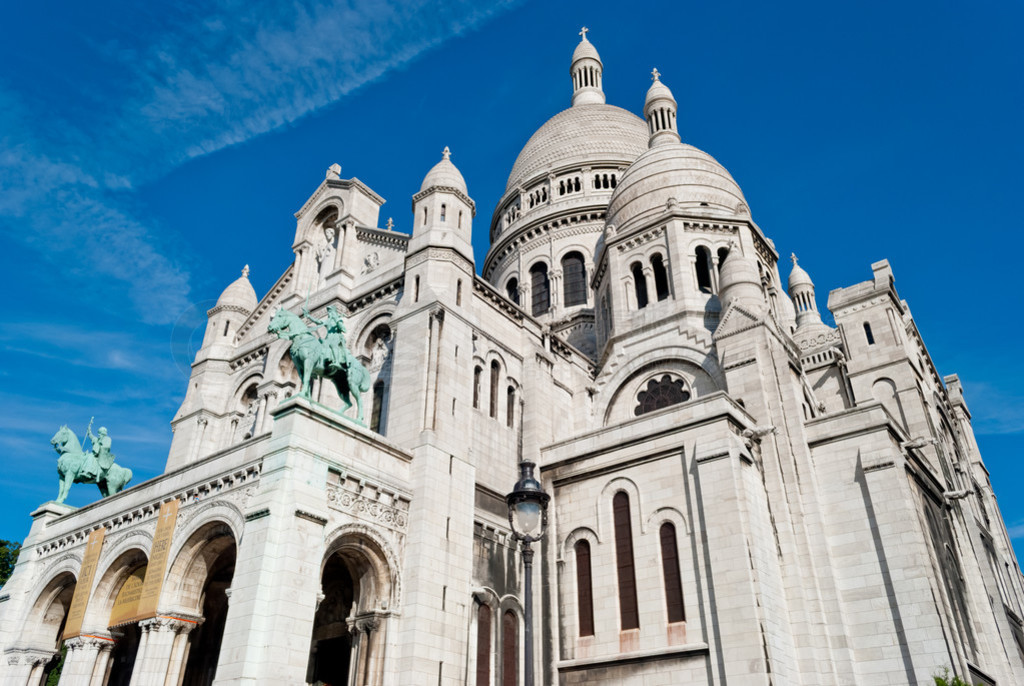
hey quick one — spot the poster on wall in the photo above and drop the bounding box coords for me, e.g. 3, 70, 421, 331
63, 527, 106, 639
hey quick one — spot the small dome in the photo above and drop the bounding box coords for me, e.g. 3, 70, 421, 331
420, 147, 467, 195
645, 70, 675, 106
216, 265, 257, 313
505, 105, 648, 192
607, 142, 747, 231
718, 251, 762, 305
788, 256, 814, 291
572, 36, 601, 64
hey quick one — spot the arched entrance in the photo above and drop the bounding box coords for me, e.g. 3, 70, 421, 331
163, 519, 238, 686
17, 571, 76, 684
308, 554, 356, 683
107, 563, 147, 686
309, 532, 396, 686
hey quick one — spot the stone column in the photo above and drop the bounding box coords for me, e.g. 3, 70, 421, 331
2, 649, 58, 686
88, 642, 115, 686
131, 616, 200, 686
59, 635, 112, 686
259, 391, 278, 435
161, 619, 197, 686
127, 621, 156, 686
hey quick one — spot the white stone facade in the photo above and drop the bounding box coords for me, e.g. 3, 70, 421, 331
2, 32, 1022, 686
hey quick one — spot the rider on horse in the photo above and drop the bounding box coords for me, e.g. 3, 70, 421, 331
303, 305, 348, 374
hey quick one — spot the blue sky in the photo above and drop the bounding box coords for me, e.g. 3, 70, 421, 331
1, 0, 1022, 559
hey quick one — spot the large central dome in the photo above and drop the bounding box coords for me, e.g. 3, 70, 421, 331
505, 104, 648, 192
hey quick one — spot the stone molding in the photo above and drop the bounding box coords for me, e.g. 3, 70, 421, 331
326, 480, 410, 532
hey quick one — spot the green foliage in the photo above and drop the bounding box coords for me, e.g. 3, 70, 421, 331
44, 644, 66, 686
0, 539, 20, 587
933, 666, 980, 686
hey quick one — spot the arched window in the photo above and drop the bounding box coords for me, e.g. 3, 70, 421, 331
506, 386, 515, 428
717, 247, 730, 274
864, 322, 875, 345
635, 375, 691, 416
473, 366, 482, 409
631, 262, 648, 309
575, 540, 595, 637
489, 360, 500, 419
559, 180, 566, 196
502, 610, 518, 686
530, 263, 550, 316
476, 603, 492, 686
562, 252, 587, 307
440, 203, 447, 222
370, 381, 385, 433
651, 254, 670, 301
506, 278, 519, 306
613, 492, 640, 630
660, 523, 685, 623
695, 247, 712, 293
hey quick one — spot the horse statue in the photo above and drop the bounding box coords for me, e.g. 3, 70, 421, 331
51, 423, 133, 503
267, 307, 372, 424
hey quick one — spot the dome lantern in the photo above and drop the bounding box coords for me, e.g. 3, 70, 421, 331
788, 254, 824, 330
571, 27, 605, 107
645, 68, 680, 147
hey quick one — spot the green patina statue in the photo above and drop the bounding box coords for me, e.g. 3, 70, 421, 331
267, 306, 371, 424
51, 418, 133, 503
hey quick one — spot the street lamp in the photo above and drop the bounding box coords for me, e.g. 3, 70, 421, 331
506, 461, 549, 686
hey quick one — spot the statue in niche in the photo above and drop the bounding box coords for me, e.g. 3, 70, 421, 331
51, 418, 133, 503
241, 396, 259, 439
370, 336, 390, 371
316, 227, 336, 268
267, 307, 371, 424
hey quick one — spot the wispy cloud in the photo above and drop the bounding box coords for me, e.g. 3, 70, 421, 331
958, 381, 1024, 436
0, 0, 517, 323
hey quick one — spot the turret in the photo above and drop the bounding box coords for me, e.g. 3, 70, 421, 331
570, 27, 605, 106
787, 254, 824, 331
644, 68, 680, 147
717, 249, 764, 308
201, 265, 257, 355
408, 147, 476, 264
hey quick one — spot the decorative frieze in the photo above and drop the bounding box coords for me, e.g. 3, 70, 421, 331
326, 478, 410, 532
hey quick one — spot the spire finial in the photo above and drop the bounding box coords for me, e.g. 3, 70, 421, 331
651, 67, 661, 82
579, 26, 589, 41
386, 217, 394, 230
242, 264, 250, 279
790, 253, 798, 266
442, 146, 451, 161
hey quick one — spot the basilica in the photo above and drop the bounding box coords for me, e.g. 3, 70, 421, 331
2, 31, 1022, 686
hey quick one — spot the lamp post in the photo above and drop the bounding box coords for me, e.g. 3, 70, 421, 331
506, 461, 550, 686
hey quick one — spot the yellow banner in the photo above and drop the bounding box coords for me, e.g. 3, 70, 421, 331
108, 564, 146, 627
63, 527, 106, 639
134, 499, 178, 621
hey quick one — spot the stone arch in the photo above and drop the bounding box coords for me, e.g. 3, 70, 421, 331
306, 201, 343, 239
162, 510, 242, 614
872, 377, 906, 430
645, 506, 690, 536
561, 526, 601, 560
600, 477, 646, 537
21, 570, 77, 650
600, 351, 722, 426
321, 524, 401, 612
84, 542, 150, 631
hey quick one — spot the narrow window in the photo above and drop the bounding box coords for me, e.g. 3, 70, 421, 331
864, 322, 875, 345
652, 254, 670, 301
613, 492, 640, 630
476, 603, 492, 686
414, 275, 420, 302
489, 360, 500, 419
473, 366, 482, 409
602, 174, 609, 189
660, 523, 685, 623
223, 321, 230, 337
423, 206, 428, 225
574, 178, 581, 192
502, 610, 518, 686
562, 251, 587, 307
611, 174, 617, 188
370, 381, 385, 432
506, 278, 519, 306
459, 210, 463, 228
456, 279, 463, 306
594, 174, 600, 189
440, 203, 447, 222
717, 247, 730, 274
530, 263, 550, 316
631, 262, 648, 309
695, 247, 712, 293
559, 180, 565, 195
575, 540, 595, 636
506, 386, 515, 428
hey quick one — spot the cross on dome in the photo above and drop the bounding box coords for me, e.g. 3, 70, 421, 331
386, 217, 394, 230
242, 264, 250, 278
651, 68, 661, 82
579, 26, 589, 40
791, 253, 798, 266
442, 146, 451, 161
